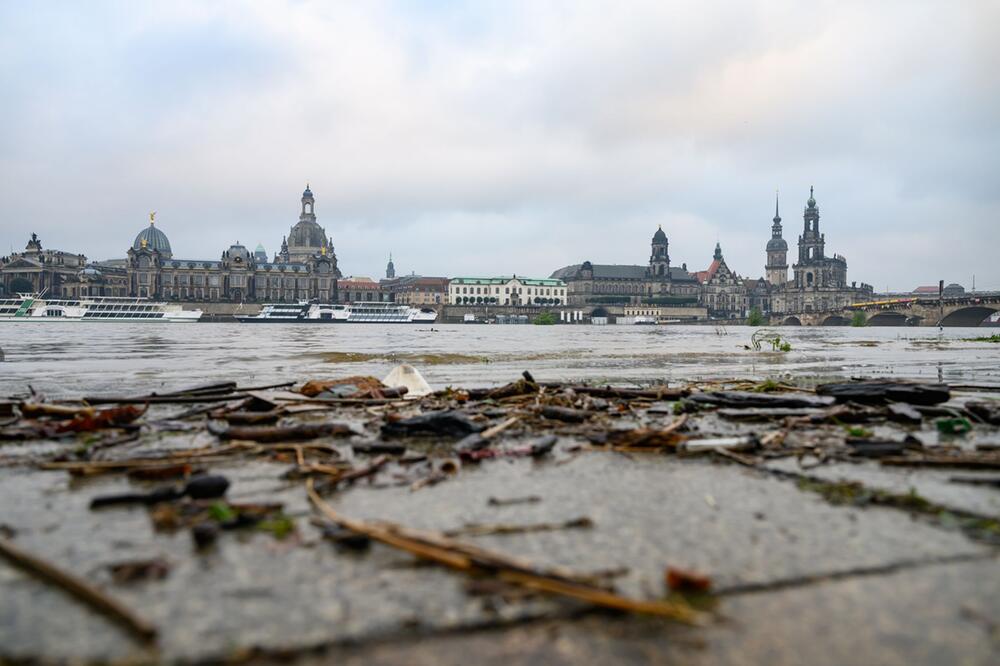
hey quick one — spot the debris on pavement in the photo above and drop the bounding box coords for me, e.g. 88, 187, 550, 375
3, 371, 1000, 660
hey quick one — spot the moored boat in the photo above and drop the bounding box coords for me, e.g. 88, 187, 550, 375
0, 294, 202, 322
235, 301, 437, 323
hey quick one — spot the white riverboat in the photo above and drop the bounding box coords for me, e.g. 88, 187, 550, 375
235, 301, 438, 324
0, 294, 202, 322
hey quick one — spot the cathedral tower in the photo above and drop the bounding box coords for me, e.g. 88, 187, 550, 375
798, 186, 825, 263
386, 253, 395, 279
649, 226, 670, 278
765, 191, 788, 286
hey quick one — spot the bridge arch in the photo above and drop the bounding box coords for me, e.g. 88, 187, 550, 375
782, 316, 802, 326
866, 311, 908, 327
938, 306, 998, 327
591, 306, 610, 318
821, 315, 848, 326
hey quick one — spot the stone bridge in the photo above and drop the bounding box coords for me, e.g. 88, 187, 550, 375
778, 295, 1000, 327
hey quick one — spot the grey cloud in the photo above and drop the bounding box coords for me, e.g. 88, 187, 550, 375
0, 0, 998, 289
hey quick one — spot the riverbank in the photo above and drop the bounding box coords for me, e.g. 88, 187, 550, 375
1, 373, 998, 663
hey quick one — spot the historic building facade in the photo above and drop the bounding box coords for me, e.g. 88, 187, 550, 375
768, 188, 872, 314
550, 227, 701, 306
337, 277, 385, 303
382, 275, 449, 305
548, 188, 872, 318
0, 233, 88, 297
125, 187, 341, 302
695, 243, 748, 318
449, 276, 566, 306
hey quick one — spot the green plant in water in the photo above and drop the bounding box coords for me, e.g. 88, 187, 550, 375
936, 417, 972, 435
749, 329, 791, 352
257, 515, 296, 540
746, 306, 765, 326
209, 502, 237, 523
850, 311, 867, 327
845, 425, 874, 438
752, 379, 782, 392
961, 333, 1000, 343
533, 311, 557, 325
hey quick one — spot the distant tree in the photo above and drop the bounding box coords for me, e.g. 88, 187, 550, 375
746, 306, 765, 326
533, 311, 557, 325
851, 311, 867, 327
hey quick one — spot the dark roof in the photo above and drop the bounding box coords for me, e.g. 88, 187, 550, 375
551, 264, 647, 280
669, 267, 698, 282
551, 263, 698, 282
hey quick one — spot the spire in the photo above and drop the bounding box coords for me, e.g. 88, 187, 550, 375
807, 185, 816, 208
773, 190, 781, 223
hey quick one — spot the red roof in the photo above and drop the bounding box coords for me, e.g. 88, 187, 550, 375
695, 260, 721, 284
912, 285, 939, 294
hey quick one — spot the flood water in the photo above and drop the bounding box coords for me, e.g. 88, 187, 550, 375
2, 323, 998, 397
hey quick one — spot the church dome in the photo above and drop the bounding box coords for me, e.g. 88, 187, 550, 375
288, 220, 327, 251
806, 186, 817, 208
766, 237, 788, 251
652, 226, 667, 243
225, 243, 251, 263
133, 221, 172, 256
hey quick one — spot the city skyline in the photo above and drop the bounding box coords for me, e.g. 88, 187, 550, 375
1, 1, 998, 290
2, 184, 988, 293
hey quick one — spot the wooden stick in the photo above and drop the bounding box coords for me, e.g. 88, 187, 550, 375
0, 537, 157, 642
306, 480, 701, 623
481, 416, 521, 439
80, 394, 250, 405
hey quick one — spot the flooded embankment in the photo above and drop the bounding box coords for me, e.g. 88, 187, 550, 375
0, 324, 998, 664
1, 323, 999, 397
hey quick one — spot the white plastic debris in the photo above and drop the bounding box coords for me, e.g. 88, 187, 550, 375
680, 435, 759, 452
383, 364, 432, 398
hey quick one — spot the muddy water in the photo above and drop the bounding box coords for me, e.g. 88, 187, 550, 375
1, 323, 998, 397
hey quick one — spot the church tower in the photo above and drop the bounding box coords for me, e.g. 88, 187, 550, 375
798, 186, 825, 263
649, 226, 670, 278
765, 191, 789, 286
301, 184, 315, 218
386, 253, 396, 279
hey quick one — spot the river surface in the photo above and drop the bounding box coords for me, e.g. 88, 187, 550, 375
2, 323, 999, 397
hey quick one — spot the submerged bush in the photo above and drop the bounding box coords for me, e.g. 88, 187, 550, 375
749, 329, 792, 352
746, 307, 765, 326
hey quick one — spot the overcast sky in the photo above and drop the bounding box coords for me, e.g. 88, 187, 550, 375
1, 1, 998, 290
